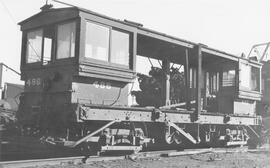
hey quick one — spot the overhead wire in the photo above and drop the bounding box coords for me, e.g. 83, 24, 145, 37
0, 0, 41, 61
0, 0, 17, 24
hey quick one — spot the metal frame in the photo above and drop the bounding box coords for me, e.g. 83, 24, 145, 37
79, 105, 260, 126
100, 145, 142, 152
166, 121, 197, 144
64, 119, 121, 147
247, 42, 270, 62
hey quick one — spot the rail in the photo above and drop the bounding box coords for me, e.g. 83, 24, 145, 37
1, 147, 270, 168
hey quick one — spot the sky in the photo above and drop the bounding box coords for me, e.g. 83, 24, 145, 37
0, 0, 270, 85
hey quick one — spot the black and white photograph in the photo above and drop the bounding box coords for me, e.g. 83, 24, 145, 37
0, 0, 270, 167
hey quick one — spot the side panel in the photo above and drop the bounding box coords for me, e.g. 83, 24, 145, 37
18, 65, 78, 126
234, 99, 256, 116
72, 77, 130, 106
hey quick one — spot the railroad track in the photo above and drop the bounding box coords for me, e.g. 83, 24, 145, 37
1, 147, 269, 168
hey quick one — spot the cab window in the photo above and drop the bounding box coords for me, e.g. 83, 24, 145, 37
26, 29, 43, 63
56, 22, 76, 59
84, 21, 131, 67
85, 22, 109, 61
111, 29, 130, 66
251, 67, 260, 91
25, 21, 77, 64
239, 63, 260, 91
43, 27, 54, 65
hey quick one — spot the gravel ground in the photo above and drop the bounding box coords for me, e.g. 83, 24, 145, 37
25, 150, 270, 168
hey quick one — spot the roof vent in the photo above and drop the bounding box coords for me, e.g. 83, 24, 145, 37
124, 19, 143, 27
40, 1, 53, 11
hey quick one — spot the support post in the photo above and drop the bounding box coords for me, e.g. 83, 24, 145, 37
184, 49, 190, 110
194, 45, 202, 121
162, 59, 170, 106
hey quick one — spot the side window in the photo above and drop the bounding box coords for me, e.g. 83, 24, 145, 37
85, 22, 110, 61
239, 63, 260, 91
26, 29, 43, 63
56, 22, 76, 59
111, 30, 130, 66
206, 72, 219, 93
251, 66, 260, 91
222, 69, 235, 87
84, 21, 131, 67
239, 63, 250, 89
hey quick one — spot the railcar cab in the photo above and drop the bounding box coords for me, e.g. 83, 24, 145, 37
19, 5, 137, 110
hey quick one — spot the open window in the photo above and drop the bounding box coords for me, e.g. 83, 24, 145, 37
43, 26, 54, 65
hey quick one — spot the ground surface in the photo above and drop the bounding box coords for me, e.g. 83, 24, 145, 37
25, 150, 270, 168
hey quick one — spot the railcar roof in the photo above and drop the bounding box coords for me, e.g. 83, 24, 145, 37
18, 6, 260, 65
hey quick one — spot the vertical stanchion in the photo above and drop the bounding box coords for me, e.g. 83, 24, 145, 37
194, 44, 202, 121
163, 59, 170, 106
184, 49, 190, 110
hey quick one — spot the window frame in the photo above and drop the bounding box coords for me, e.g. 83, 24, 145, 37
41, 25, 56, 65
84, 21, 111, 63
110, 27, 131, 67
239, 62, 261, 92
222, 68, 236, 87
55, 21, 77, 60
237, 60, 262, 100
23, 19, 78, 67
206, 71, 219, 93
83, 20, 132, 69
25, 28, 43, 64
